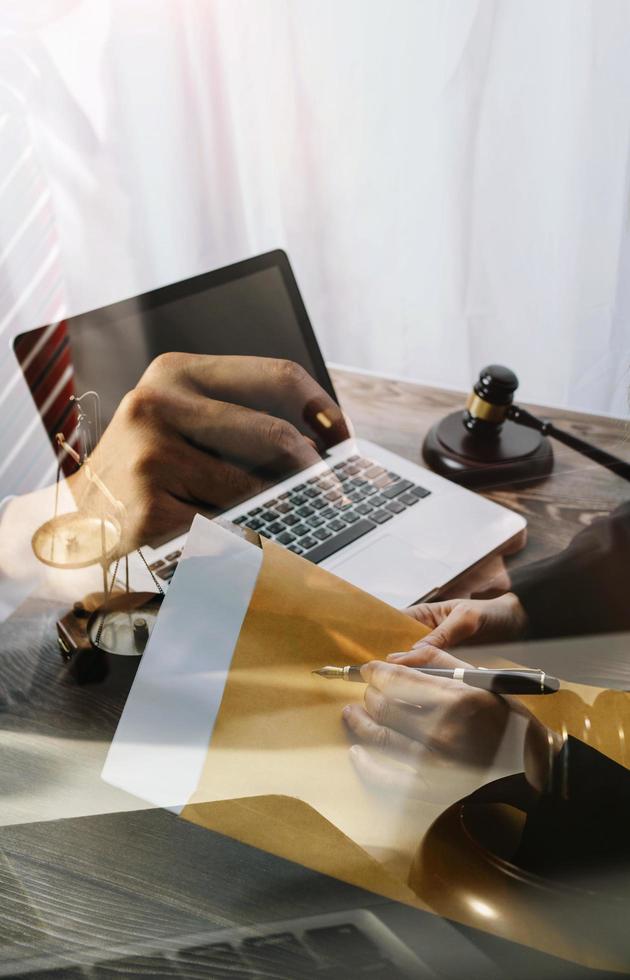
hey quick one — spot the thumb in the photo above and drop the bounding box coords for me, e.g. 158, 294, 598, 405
420, 602, 482, 650
404, 599, 464, 630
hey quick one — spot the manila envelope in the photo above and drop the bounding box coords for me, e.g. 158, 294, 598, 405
103, 515, 527, 909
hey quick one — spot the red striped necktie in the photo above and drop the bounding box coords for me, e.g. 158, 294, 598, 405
13, 320, 78, 472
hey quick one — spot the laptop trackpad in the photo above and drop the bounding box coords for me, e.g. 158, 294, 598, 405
330, 534, 452, 607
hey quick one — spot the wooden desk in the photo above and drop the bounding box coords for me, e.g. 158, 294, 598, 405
1, 370, 628, 978
332, 366, 630, 571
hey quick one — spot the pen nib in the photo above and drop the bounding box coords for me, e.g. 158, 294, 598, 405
312, 666, 343, 679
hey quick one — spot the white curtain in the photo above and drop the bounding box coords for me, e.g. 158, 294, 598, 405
2, 0, 630, 495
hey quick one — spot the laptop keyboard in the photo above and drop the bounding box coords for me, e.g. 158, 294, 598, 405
2, 910, 425, 978
150, 455, 431, 582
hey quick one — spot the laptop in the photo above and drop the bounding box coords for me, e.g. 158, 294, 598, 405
0, 908, 433, 979
13, 250, 525, 607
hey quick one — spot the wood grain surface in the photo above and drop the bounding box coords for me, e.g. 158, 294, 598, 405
331, 367, 630, 572
2, 368, 629, 976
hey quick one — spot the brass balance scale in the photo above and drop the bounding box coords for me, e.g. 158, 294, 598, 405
31, 392, 163, 682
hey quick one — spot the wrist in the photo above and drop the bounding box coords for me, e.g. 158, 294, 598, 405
500, 591, 529, 639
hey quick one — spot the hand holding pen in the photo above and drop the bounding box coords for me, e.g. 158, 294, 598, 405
334, 647, 555, 794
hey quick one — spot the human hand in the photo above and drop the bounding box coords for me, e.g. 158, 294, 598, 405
343, 647, 514, 776
388, 593, 528, 665
70, 354, 348, 551
343, 646, 554, 803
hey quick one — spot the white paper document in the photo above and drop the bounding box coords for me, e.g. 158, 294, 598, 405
102, 515, 262, 809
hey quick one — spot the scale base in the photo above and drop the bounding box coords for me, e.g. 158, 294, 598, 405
57, 591, 162, 685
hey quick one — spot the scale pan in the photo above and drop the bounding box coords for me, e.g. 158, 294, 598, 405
32, 512, 121, 569
88, 592, 163, 656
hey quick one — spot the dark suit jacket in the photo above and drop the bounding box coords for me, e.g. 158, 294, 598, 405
509, 502, 630, 639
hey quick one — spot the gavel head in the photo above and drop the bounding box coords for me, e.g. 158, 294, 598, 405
463, 364, 519, 437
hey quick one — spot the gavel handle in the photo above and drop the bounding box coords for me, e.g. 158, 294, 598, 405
509, 405, 630, 484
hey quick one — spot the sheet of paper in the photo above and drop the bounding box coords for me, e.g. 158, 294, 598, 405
102, 516, 263, 808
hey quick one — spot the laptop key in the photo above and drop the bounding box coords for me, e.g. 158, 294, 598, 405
371, 509, 393, 524
156, 561, 178, 580
288, 544, 304, 554
149, 559, 164, 571
275, 501, 291, 514
242, 932, 316, 973
292, 524, 310, 537
303, 519, 376, 564
297, 505, 314, 518
284, 514, 299, 526
399, 492, 419, 506
165, 550, 182, 561
364, 465, 386, 479
267, 521, 285, 535
301, 536, 318, 549
356, 502, 374, 515
382, 479, 414, 499
277, 531, 296, 545
307, 515, 325, 528
344, 511, 360, 523
311, 498, 326, 510
305, 922, 380, 968
374, 474, 393, 488
328, 518, 346, 533
411, 484, 432, 498
260, 509, 279, 523
177, 941, 254, 976
246, 518, 264, 531
386, 500, 406, 514
314, 527, 332, 541
289, 493, 307, 506
320, 507, 337, 520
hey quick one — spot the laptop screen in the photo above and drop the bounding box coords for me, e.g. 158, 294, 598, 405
13, 251, 339, 460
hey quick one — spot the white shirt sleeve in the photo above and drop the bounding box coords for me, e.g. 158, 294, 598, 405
0, 496, 14, 515
0, 495, 38, 622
